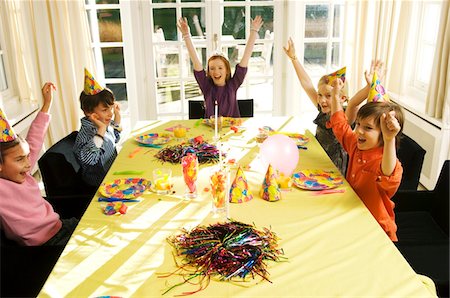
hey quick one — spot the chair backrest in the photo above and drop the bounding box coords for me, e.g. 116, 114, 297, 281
188, 100, 205, 119
431, 160, 449, 235
38, 131, 93, 196
237, 99, 254, 117
397, 134, 426, 190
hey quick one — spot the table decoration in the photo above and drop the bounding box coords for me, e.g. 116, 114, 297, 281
173, 125, 187, 140
152, 168, 172, 194
292, 170, 343, 190
181, 153, 198, 199
135, 133, 171, 145
260, 164, 281, 202
99, 178, 150, 199
259, 134, 299, 176
229, 166, 253, 203
155, 138, 222, 164
103, 202, 128, 215
161, 220, 285, 295
210, 167, 230, 215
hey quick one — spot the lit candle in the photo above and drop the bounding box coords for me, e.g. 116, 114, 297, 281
214, 100, 218, 140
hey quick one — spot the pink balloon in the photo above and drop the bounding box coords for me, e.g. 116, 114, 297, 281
260, 134, 299, 176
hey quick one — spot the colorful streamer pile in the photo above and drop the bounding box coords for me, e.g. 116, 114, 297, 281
155, 139, 222, 164
161, 220, 285, 295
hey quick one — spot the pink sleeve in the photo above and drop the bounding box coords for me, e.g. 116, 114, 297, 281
26, 112, 51, 168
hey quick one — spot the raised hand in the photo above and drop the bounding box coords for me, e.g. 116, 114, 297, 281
113, 102, 121, 125
365, 60, 386, 85
250, 15, 263, 33
41, 82, 56, 113
380, 110, 400, 142
177, 17, 190, 36
283, 37, 297, 60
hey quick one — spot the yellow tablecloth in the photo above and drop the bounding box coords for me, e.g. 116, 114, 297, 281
39, 117, 434, 297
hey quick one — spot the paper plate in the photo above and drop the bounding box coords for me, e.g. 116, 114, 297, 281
292, 170, 343, 190
135, 133, 171, 145
202, 117, 243, 128
293, 134, 310, 146
99, 178, 151, 199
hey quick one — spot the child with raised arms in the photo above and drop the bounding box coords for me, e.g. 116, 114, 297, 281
178, 15, 263, 118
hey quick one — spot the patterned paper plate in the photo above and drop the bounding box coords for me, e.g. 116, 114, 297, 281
292, 170, 343, 190
99, 178, 151, 199
292, 134, 310, 146
135, 133, 171, 145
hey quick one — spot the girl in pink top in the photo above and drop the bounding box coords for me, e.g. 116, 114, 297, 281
0, 82, 78, 246
178, 15, 263, 118
329, 77, 404, 241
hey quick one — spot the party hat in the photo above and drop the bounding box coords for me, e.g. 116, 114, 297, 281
84, 68, 104, 95
229, 167, 253, 203
0, 108, 16, 142
260, 164, 281, 202
368, 72, 390, 102
326, 66, 346, 84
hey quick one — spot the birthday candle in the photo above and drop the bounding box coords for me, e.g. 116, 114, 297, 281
214, 100, 218, 139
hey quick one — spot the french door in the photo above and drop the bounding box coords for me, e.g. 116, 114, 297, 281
140, 0, 277, 120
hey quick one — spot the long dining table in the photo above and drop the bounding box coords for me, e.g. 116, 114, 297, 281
38, 116, 435, 297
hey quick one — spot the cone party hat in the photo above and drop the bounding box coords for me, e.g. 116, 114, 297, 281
260, 164, 281, 202
84, 68, 104, 95
326, 66, 346, 84
229, 166, 253, 203
368, 72, 390, 102
0, 108, 16, 142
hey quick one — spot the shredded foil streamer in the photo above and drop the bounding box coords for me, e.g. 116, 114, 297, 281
155, 139, 222, 164
160, 220, 285, 296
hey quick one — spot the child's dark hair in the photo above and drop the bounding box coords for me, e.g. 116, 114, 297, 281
79, 88, 115, 113
207, 55, 231, 83
357, 101, 404, 149
0, 136, 25, 165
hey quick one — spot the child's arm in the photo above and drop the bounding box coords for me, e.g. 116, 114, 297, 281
238, 16, 263, 68
177, 17, 203, 71
346, 60, 385, 125
380, 111, 401, 176
40, 82, 56, 113
283, 37, 318, 107
330, 78, 345, 115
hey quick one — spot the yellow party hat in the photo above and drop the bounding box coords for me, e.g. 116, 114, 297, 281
229, 167, 253, 203
260, 164, 281, 202
84, 68, 104, 95
368, 72, 390, 102
0, 108, 16, 142
327, 66, 346, 84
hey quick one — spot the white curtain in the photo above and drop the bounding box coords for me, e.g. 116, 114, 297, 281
425, 2, 449, 120
3, 0, 95, 147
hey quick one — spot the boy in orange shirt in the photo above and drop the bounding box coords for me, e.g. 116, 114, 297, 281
329, 74, 404, 241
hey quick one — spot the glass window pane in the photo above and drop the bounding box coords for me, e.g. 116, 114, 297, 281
97, 9, 122, 42
305, 5, 329, 38
182, 46, 205, 76
331, 42, 340, 69
245, 79, 273, 112
106, 83, 127, 102
155, 46, 180, 78
153, 8, 177, 41
304, 42, 326, 74
0, 55, 7, 91
247, 41, 273, 76
181, 0, 203, 2
251, 6, 274, 38
422, 4, 440, 44
102, 47, 125, 78
333, 5, 342, 38
417, 45, 434, 84
222, 7, 245, 39
96, 0, 119, 4
152, 0, 175, 3
181, 8, 205, 38
185, 80, 202, 100
157, 81, 181, 113
224, 0, 244, 2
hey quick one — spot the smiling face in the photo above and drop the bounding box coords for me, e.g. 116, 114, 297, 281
207, 56, 231, 86
0, 141, 31, 184
354, 116, 382, 150
317, 83, 333, 113
86, 103, 114, 125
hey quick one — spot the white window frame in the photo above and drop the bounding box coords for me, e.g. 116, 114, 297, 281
0, 6, 18, 106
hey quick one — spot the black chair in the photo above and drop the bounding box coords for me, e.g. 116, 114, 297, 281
188, 99, 254, 119
237, 98, 254, 117
393, 160, 449, 297
38, 131, 96, 197
188, 100, 205, 119
397, 134, 426, 190
0, 194, 85, 297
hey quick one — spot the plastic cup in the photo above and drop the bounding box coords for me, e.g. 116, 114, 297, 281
152, 168, 172, 194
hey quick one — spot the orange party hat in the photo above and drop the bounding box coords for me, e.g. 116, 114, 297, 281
368, 72, 390, 102
229, 167, 253, 203
84, 68, 104, 95
0, 108, 16, 142
260, 164, 281, 202
327, 66, 346, 84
